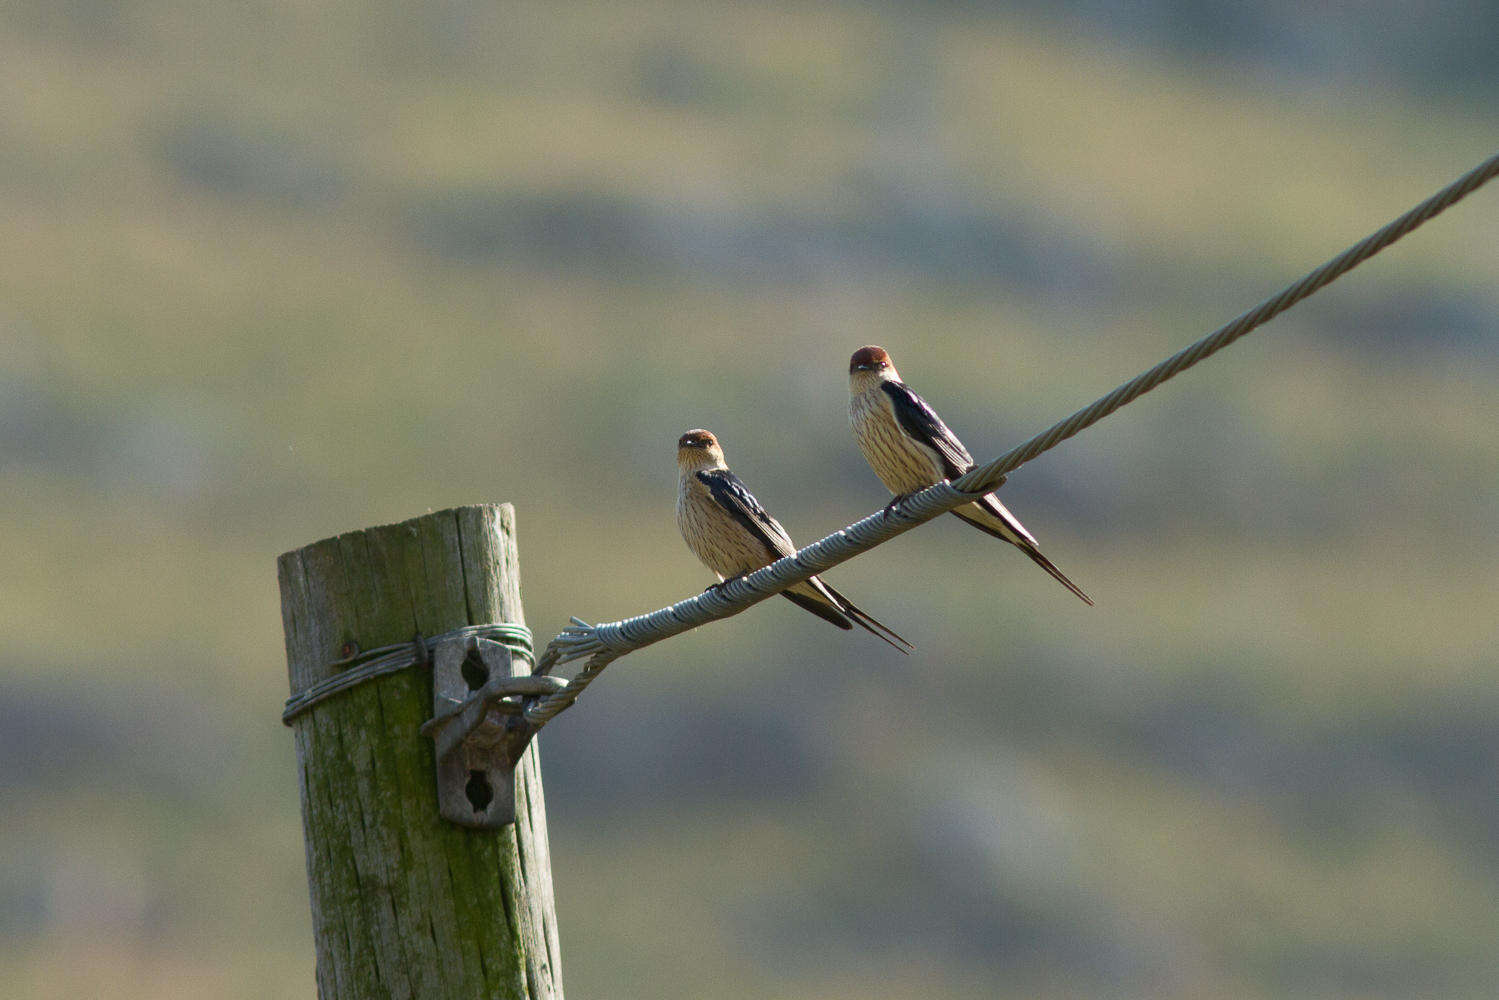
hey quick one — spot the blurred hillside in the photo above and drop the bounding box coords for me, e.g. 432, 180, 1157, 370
2, 2, 1497, 998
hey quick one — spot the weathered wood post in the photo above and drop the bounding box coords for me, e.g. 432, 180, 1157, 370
278, 504, 562, 999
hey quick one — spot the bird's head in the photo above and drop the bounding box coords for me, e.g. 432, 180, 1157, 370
677, 428, 727, 471
849, 345, 898, 390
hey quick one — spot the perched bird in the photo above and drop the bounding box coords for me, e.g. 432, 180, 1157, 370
675, 429, 912, 651
848, 346, 1093, 605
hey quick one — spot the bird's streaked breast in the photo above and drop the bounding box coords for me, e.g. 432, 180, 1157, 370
850, 387, 944, 493
676, 474, 774, 579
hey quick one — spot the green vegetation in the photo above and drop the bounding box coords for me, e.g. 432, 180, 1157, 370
2, 2, 1496, 997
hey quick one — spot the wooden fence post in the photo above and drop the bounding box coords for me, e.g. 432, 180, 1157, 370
277, 504, 562, 999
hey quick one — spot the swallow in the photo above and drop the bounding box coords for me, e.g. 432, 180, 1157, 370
847, 346, 1093, 605
676, 429, 912, 651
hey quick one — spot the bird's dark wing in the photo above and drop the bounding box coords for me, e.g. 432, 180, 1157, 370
697, 469, 797, 562
881, 380, 974, 480
780, 588, 854, 630
813, 580, 914, 652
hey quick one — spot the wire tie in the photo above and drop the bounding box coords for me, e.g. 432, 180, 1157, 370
281, 623, 534, 725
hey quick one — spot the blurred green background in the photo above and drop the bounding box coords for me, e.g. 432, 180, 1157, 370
3, 1, 1497, 997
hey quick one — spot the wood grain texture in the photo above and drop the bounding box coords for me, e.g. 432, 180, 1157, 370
278, 504, 562, 999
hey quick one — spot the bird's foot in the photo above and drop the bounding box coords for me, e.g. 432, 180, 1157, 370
882, 492, 916, 518
704, 573, 748, 596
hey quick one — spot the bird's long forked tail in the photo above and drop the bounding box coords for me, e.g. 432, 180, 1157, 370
950, 506, 1095, 606
818, 581, 914, 653
1017, 544, 1094, 606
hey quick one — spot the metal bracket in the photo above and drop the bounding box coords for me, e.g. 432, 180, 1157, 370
420, 635, 565, 828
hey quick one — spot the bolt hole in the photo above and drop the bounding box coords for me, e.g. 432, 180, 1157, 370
461, 649, 489, 690
465, 770, 493, 812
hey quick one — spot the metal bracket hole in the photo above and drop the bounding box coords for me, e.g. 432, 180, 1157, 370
465, 770, 494, 812
461, 649, 489, 690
